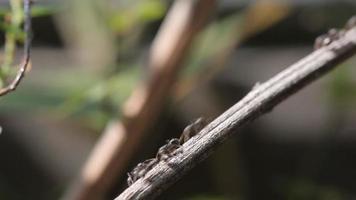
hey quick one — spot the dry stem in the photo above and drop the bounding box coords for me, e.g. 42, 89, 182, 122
115, 23, 356, 200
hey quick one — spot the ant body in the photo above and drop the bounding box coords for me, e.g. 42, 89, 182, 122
127, 117, 210, 186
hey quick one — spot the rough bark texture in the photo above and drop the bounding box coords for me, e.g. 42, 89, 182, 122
115, 25, 356, 200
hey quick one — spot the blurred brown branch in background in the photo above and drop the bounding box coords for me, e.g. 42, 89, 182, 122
62, 0, 216, 200
115, 17, 356, 200
0, 0, 32, 97
174, 0, 292, 100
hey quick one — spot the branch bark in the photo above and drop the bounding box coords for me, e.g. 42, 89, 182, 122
115, 22, 356, 200
0, 0, 32, 96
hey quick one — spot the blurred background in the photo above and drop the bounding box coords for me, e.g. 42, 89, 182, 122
0, 0, 356, 199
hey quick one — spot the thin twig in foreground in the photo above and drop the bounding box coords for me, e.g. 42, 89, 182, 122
0, 0, 32, 97
115, 23, 356, 200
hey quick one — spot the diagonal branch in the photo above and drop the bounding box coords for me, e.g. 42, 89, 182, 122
0, 0, 32, 97
115, 19, 356, 200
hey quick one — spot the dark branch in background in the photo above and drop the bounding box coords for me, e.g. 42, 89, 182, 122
0, 0, 32, 96
115, 17, 356, 200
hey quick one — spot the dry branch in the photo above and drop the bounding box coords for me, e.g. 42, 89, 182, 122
0, 0, 32, 96
115, 20, 356, 200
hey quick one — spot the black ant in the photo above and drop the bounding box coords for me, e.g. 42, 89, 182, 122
314, 16, 356, 50
126, 117, 210, 186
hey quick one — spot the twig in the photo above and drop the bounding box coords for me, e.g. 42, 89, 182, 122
0, 0, 32, 96
115, 20, 356, 200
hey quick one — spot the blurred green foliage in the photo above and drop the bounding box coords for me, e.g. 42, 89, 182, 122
0, 0, 169, 130
108, 1, 166, 33
182, 13, 243, 77
56, 1, 246, 130
183, 195, 228, 200
0, 0, 24, 87
55, 0, 169, 129
0, 0, 54, 87
0, 0, 290, 131
328, 63, 356, 108
60, 66, 141, 128
286, 178, 346, 200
